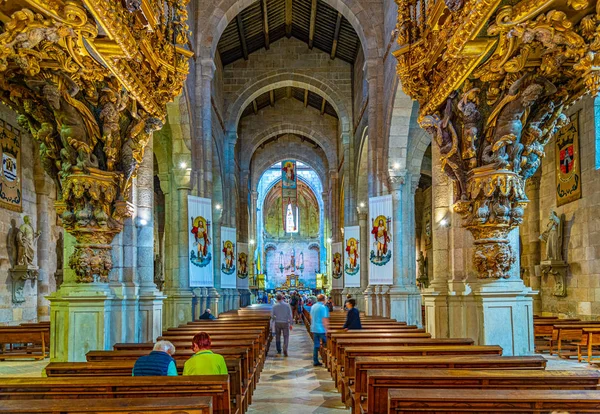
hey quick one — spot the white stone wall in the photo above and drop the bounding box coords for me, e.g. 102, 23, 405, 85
0, 103, 59, 325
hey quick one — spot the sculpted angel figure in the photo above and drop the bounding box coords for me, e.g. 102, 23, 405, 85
421, 95, 466, 199
539, 211, 563, 261
485, 74, 556, 172
457, 87, 481, 166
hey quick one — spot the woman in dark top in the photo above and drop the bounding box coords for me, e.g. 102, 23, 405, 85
342, 298, 362, 330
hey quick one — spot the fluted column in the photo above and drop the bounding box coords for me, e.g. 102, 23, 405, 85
524, 174, 542, 314
357, 209, 369, 311
33, 167, 53, 321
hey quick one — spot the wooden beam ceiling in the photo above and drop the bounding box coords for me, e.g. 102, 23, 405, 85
240, 86, 339, 119
262, 0, 270, 50
308, 0, 317, 49
331, 12, 342, 60
236, 14, 249, 60
285, 0, 293, 37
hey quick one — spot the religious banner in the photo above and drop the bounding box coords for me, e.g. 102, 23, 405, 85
281, 160, 297, 230
369, 195, 393, 285
0, 119, 22, 212
555, 112, 581, 206
188, 196, 213, 287
331, 242, 343, 289
237, 242, 249, 290
344, 226, 360, 288
221, 226, 237, 289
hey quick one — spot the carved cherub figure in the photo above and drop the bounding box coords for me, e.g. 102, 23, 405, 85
458, 86, 481, 166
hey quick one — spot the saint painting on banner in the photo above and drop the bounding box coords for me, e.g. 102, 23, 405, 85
221, 226, 237, 289
344, 226, 361, 287
369, 194, 394, 284
188, 196, 214, 287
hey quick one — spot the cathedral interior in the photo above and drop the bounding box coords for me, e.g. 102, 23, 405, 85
2, 0, 600, 412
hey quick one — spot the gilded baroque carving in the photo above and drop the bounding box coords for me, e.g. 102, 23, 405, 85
0, 0, 190, 282
395, 0, 599, 278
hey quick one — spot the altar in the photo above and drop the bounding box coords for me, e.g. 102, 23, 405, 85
275, 274, 305, 292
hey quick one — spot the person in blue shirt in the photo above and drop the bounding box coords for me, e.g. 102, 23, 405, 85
309, 294, 329, 366
132, 340, 178, 376
343, 299, 362, 330
199, 308, 216, 320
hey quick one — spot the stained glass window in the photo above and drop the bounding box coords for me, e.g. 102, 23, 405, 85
285, 203, 298, 233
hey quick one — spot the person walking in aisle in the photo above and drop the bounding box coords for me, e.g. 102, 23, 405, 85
271, 293, 293, 356
343, 298, 362, 330
310, 294, 329, 366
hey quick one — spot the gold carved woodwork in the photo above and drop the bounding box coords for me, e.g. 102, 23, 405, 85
396, 0, 599, 279
0, 0, 191, 282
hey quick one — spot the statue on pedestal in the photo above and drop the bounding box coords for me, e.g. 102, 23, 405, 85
416, 251, 429, 289
539, 210, 568, 297
10, 216, 40, 303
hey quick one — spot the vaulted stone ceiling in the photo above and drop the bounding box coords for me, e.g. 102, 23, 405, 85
240, 86, 338, 118
218, 0, 361, 65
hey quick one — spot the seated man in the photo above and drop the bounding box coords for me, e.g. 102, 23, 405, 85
184, 332, 229, 375
132, 340, 177, 376
199, 308, 216, 320
343, 298, 362, 330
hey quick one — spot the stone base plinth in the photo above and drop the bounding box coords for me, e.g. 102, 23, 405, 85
163, 288, 193, 328
389, 286, 422, 326
363, 286, 375, 316
47, 283, 115, 362
422, 284, 450, 338
138, 290, 166, 342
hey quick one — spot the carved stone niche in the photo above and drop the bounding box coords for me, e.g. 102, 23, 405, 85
10, 265, 38, 304
540, 260, 568, 298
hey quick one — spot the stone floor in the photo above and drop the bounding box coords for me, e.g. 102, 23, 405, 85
247, 323, 349, 413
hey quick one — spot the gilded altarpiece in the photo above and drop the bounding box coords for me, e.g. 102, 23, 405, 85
0, 119, 22, 212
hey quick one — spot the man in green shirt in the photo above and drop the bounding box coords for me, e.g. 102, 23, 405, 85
183, 332, 228, 375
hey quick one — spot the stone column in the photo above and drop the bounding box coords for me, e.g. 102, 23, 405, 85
163, 173, 193, 328
421, 143, 451, 337
137, 135, 165, 341
357, 209, 369, 311
387, 174, 422, 326
34, 168, 53, 321
524, 174, 542, 314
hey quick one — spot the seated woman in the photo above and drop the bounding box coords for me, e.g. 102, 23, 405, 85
343, 299, 362, 330
183, 332, 228, 375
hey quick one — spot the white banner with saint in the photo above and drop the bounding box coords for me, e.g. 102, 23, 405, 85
237, 242, 249, 289
368, 194, 393, 285
331, 242, 343, 289
344, 226, 360, 288
188, 196, 213, 287
221, 226, 237, 289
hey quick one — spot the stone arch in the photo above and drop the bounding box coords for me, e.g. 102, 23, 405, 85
251, 143, 328, 191
406, 119, 432, 179
198, 0, 382, 62
386, 81, 419, 172
225, 71, 351, 134
242, 123, 337, 171
355, 126, 369, 204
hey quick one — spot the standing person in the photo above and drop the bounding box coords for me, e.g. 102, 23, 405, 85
271, 293, 293, 357
310, 294, 329, 367
290, 292, 299, 324
326, 296, 334, 312
343, 293, 352, 311
132, 340, 177, 376
343, 299, 362, 330
183, 332, 228, 375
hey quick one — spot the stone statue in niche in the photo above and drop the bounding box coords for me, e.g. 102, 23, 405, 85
9, 216, 40, 303
17, 215, 41, 267
539, 210, 568, 297
416, 251, 429, 289
540, 210, 563, 261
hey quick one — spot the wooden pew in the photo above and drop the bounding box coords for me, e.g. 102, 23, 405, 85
578, 327, 600, 363
45, 359, 246, 414
0, 327, 48, 360
365, 369, 600, 414
553, 322, 600, 358
387, 388, 600, 413
349, 355, 548, 414
533, 318, 579, 353
0, 396, 213, 414
0, 376, 230, 414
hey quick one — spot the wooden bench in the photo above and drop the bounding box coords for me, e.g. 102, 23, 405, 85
0, 327, 48, 360
349, 355, 548, 414
387, 388, 600, 413
533, 318, 579, 353
0, 396, 213, 413
364, 369, 600, 414
578, 327, 600, 363
0, 376, 230, 414
553, 322, 600, 358
45, 359, 246, 414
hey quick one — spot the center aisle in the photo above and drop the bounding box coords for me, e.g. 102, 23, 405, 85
247, 323, 349, 414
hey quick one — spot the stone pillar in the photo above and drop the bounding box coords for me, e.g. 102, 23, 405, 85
422, 142, 451, 337
363, 285, 375, 316
388, 174, 422, 326
34, 169, 53, 321
524, 174, 542, 314
163, 173, 193, 328
137, 135, 165, 342
357, 209, 369, 311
